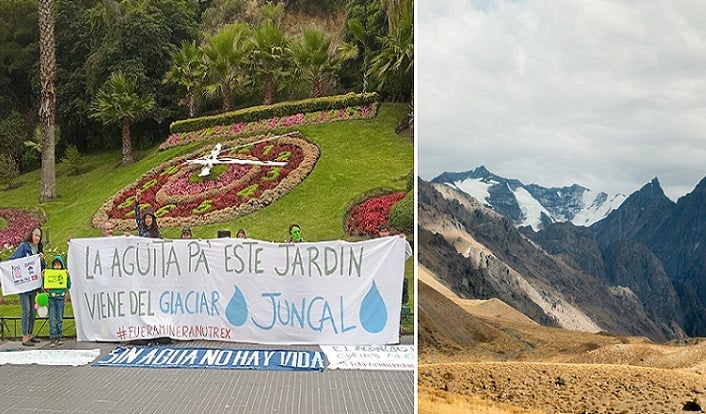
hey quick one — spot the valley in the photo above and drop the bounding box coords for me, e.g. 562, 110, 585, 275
418, 265, 706, 413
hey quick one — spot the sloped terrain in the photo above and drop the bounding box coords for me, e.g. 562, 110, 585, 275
418, 267, 706, 413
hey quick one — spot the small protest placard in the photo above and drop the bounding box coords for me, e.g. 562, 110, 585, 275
43, 269, 68, 289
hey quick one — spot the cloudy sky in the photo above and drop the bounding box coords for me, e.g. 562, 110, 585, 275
418, 0, 706, 200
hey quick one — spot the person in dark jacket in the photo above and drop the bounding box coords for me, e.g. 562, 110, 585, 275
10, 227, 45, 346
134, 190, 162, 238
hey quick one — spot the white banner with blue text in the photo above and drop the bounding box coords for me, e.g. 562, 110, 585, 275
0, 254, 43, 295
68, 236, 406, 345
94, 346, 326, 371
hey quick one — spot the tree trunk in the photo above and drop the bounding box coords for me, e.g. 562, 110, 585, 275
264, 73, 274, 105
121, 117, 134, 165
408, 86, 414, 142
312, 76, 322, 98
222, 90, 231, 112
38, 0, 56, 203
187, 90, 196, 118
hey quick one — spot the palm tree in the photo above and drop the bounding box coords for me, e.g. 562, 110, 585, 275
292, 28, 341, 98
38, 0, 57, 203
250, 20, 290, 105
201, 23, 252, 112
338, 18, 369, 93
89, 72, 155, 165
370, 0, 413, 133
165, 40, 206, 118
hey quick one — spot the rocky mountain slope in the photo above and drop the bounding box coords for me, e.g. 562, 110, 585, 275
592, 176, 706, 336
418, 179, 684, 341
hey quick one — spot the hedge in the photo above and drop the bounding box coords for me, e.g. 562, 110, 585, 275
170, 92, 380, 134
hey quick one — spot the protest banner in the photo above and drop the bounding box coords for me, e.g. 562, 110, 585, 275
67, 236, 406, 345
0, 254, 43, 295
94, 346, 326, 371
321, 344, 416, 370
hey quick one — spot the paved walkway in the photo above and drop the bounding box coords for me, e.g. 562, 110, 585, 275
0, 335, 414, 414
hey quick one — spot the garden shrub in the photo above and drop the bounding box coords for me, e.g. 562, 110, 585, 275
62, 144, 84, 176
388, 191, 413, 234
405, 169, 414, 192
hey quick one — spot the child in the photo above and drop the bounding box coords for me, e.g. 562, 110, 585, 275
44, 255, 71, 346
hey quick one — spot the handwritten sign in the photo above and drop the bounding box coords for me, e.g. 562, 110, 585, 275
0, 255, 42, 295
67, 236, 406, 345
43, 269, 68, 289
321, 345, 416, 370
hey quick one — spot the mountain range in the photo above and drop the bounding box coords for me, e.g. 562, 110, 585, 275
431, 166, 626, 231
419, 170, 706, 341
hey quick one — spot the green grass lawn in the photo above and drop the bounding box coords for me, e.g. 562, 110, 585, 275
0, 103, 414, 337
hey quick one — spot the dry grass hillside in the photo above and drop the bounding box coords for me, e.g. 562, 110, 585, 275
418, 264, 706, 413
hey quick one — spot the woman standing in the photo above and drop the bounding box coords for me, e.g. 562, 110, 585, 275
134, 190, 162, 239
10, 227, 45, 346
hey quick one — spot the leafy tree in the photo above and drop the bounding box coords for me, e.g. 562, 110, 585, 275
0, 0, 38, 116
202, 23, 252, 112
250, 20, 291, 105
39, 0, 58, 203
56, 0, 199, 151
200, 0, 248, 35
54, 0, 98, 151
164, 40, 206, 117
0, 154, 20, 190
89, 72, 155, 165
283, 0, 343, 15
0, 111, 29, 161
291, 28, 342, 98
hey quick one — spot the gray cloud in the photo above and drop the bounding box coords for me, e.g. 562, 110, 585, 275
418, 0, 706, 200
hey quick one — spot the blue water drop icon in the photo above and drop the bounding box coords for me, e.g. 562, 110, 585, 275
225, 285, 248, 327
359, 281, 388, 333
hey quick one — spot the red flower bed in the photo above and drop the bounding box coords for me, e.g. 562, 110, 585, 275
0, 209, 42, 248
345, 192, 406, 236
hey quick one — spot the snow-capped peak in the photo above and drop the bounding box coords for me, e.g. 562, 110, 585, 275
431, 167, 626, 231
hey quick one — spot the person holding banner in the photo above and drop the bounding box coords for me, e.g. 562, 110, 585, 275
287, 224, 305, 243
43, 255, 71, 346
10, 227, 45, 346
134, 190, 162, 239
377, 224, 413, 306
135, 191, 170, 346
102, 220, 114, 236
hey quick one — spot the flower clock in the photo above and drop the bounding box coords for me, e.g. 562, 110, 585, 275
92, 132, 320, 231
